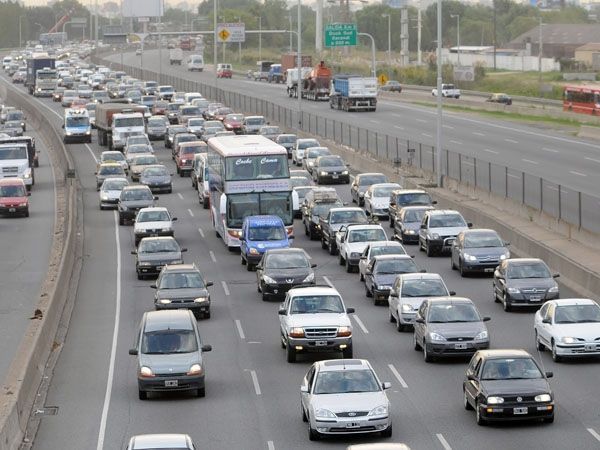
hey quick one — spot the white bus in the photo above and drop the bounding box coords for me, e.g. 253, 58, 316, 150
207, 135, 292, 249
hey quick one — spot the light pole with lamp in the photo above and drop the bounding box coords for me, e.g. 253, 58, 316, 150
235, 17, 241, 63
450, 14, 460, 66
258, 16, 262, 61
435, 0, 442, 188
358, 32, 376, 78
296, 0, 301, 128
19, 16, 26, 49
214, 0, 218, 101
382, 13, 391, 77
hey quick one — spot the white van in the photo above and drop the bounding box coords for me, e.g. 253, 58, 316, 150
187, 54, 204, 72
2, 56, 13, 71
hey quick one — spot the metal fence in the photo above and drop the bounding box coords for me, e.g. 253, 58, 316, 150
94, 55, 600, 235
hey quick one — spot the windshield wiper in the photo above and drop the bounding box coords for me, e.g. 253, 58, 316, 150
316, 308, 341, 313
576, 319, 600, 323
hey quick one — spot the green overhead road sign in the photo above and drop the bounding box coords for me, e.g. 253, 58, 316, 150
324, 23, 357, 47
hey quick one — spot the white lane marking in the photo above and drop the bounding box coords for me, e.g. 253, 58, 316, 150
504, 138, 518, 144
198, 227, 205, 238
267, 441, 275, 450
221, 281, 230, 296
416, 118, 427, 123
96, 212, 122, 450
472, 131, 485, 136
84, 143, 99, 163
436, 433, 452, 450
177, 192, 184, 199
235, 320, 245, 340
587, 428, 600, 443
522, 159, 538, 165
387, 364, 408, 388
394, 125, 404, 130
484, 149, 498, 154
449, 140, 462, 145
209, 250, 216, 263
422, 133, 432, 138
370, 120, 378, 124
570, 170, 587, 177
443, 124, 454, 129
542, 147, 559, 153
352, 315, 369, 334
322, 276, 334, 287
249, 370, 262, 395
584, 156, 600, 164
392, 113, 403, 118
187, 208, 194, 217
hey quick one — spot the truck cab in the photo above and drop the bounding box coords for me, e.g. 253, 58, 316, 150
254, 61, 274, 81
240, 215, 291, 271
111, 112, 145, 151
63, 108, 92, 143
0, 143, 34, 191
35, 68, 58, 97
267, 64, 283, 83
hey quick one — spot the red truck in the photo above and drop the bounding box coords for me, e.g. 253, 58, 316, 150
180, 37, 195, 51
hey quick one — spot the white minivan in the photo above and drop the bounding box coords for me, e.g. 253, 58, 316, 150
187, 54, 204, 72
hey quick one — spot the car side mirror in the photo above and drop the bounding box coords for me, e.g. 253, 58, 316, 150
94, 172, 97, 175
432, 200, 438, 205
154, 196, 159, 200
289, 235, 295, 240
419, 269, 427, 273
172, 217, 178, 221
542, 318, 551, 324
130, 250, 137, 255
390, 290, 398, 297
256, 265, 262, 270
201, 344, 212, 352
300, 385, 309, 393
206, 281, 214, 287
311, 263, 317, 268
61, 124, 65, 128
278, 309, 287, 315
181, 248, 188, 252
504, 241, 510, 246
382, 382, 392, 390
27, 192, 31, 197
420, 224, 426, 229
415, 318, 425, 324
410, 255, 415, 258
545, 371, 553, 379
389, 201, 396, 207
482, 316, 491, 322
467, 374, 476, 381
467, 222, 473, 228
150, 284, 157, 289
346, 307, 355, 314
553, 273, 560, 278
128, 348, 138, 355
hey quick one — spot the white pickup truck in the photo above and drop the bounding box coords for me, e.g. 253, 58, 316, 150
431, 83, 461, 99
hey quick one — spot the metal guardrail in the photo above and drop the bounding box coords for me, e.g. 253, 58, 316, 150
94, 55, 600, 236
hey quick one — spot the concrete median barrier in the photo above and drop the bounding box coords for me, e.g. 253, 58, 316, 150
0, 83, 82, 450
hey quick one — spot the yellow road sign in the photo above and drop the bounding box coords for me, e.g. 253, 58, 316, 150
218, 29, 230, 42
378, 74, 388, 85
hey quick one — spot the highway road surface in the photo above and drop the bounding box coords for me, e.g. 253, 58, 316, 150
6, 74, 600, 450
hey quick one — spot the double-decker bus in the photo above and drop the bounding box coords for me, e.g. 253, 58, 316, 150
207, 135, 292, 249
563, 85, 600, 115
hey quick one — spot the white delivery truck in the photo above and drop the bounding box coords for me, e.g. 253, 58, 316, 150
187, 54, 204, 72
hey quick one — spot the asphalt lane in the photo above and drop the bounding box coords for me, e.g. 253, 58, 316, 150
0, 98, 56, 383
11, 80, 600, 450
106, 50, 600, 196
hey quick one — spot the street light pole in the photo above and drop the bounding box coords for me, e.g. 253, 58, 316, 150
435, 0, 443, 188
19, 16, 25, 49
214, 0, 218, 100
297, 0, 302, 128
382, 14, 391, 73
451, 14, 460, 66
358, 32, 376, 78
289, 12, 292, 53
259, 16, 262, 61
538, 16, 543, 88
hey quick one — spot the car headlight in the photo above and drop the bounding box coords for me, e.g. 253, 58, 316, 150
535, 394, 552, 402
315, 408, 336, 419
181, 159, 187, 163
161, 228, 171, 232
120, 205, 128, 211
302, 273, 314, 283
194, 297, 209, 303
138, 262, 151, 266
158, 299, 171, 304
337, 326, 352, 337
18, 202, 27, 207
507, 287, 520, 294
289, 327, 305, 338
307, 161, 314, 167
249, 247, 260, 255
401, 303, 413, 312
139, 366, 154, 377
464, 254, 477, 262
548, 286, 559, 293
368, 405, 388, 416
475, 330, 488, 340
85, 130, 91, 135
187, 363, 203, 376
320, 171, 327, 176
342, 170, 348, 175
262, 275, 277, 284
429, 332, 446, 341
23, 169, 32, 179
430, 233, 440, 240
560, 336, 577, 344
500, 252, 510, 260
487, 396, 504, 405
100, 193, 109, 200
405, 229, 416, 235
65, 131, 73, 136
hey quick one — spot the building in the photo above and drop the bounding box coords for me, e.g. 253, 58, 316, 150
509, 24, 600, 59
574, 42, 600, 68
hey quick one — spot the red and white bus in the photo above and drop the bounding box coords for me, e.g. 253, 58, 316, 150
563, 85, 600, 115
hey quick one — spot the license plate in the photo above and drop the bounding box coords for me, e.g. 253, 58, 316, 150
484, 268, 494, 273
346, 422, 360, 428
529, 296, 542, 301
513, 407, 528, 415
164, 380, 178, 387
454, 343, 467, 349
315, 340, 327, 347
9, 208, 15, 212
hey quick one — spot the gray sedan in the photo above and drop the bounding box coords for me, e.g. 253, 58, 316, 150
132, 236, 186, 279
139, 164, 173, 193
450, 229, 510, 276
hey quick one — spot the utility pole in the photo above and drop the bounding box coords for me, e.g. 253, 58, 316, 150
382, 13, 391, 72
451, 14, 460, 66
315, 0, 323, 54
358, 32, 376, 78
289, 12, 292, 53
297, 0, 302, 127
538, 16, 543, 89
258, 16, 262, 61
435, 0, 443, 188
417, 7, 422, 65
401, 7, 409, 66
493, 0, 497, 71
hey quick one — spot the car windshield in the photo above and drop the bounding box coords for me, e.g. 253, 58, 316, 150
159, 272, 205, 289
266, 253, 309, 269
298, 140, 319, 149
66, 116, 89, 127
143, 167, 168, 177
137, 210, 169, 222
464, 233, 503, 248
403, 209, 428, 222
312, 203, 341, 218
481, 358, 542, 380
373, 186, 396, 197
141, 329, 198, 354
401, 279, 448, 297
318, 157, 343, 167
348, 229, 386, 243
375, 259, 417, 274
122, 189, 152, 201
290, 177, 311, 188
188, 118, 204, 126
359, 175, 387, 186
204, 121, 223, 129
428, 303, 480, 323
429, 214, 466, 228
169, 127, 187, 135
5, 121, 22, 128
226, 155, 288, 181
554, 304, 600, 324
148, 119, 165, 127
278, 135, 296, 143
290, 295, 344, 314
139, 239, 179, 253
308, 148, 330, 158
133, 156, 157, 165
102, 179, 128, 191
261, 127, 279, 134
507, 263, 551, 279
330, 210, 367, 224
0, 184, 25, 197
248, 225, 286, 241
103, 152, 124, 162
99, 166, 123, 175
314, 370, 380, 394
181, 107, 200, 115
246, 118, 265, 126
371, 246, 406, 258
396, 193, 432, 206
114, 117, 144, 127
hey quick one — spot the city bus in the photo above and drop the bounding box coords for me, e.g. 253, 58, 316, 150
207, 135, 293, 249
563, 85, 600, 115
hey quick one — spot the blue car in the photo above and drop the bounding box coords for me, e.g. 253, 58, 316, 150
240, 215, 291, 271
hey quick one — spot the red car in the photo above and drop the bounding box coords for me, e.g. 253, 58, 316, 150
0, 178, 29, 217
223, 113, 244, 134
216, 63, 232, 78
175, 141, 207, 177
215, 107, 234, 122
152, 100, 169, 115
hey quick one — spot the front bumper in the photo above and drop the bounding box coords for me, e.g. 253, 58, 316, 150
461, 260, 501, 273
313, 415, 390, 435
479, 402, 554, 422
288, 337, 352, 354
135, 230, 174, 241
399, 311, 417, 326
155, 300, 210, 314
262, 281, 314, 299
138, 374, 205, 393
244, 252, 264, 265
137, 261, 180, 276
555, 341, 600, 357
100, 198, 119, 208
426, 340, 489, 357
143, 182, 172, 193
317, 173, 350, 184
372, 288, 391, 302
505, 291, 559, 307
0, 205, 27, 216
428, 237, 456, 253
399, 229, 419, 243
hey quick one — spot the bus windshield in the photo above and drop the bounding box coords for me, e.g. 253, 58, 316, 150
225, 155, 288, 181
227, 192, 292, 228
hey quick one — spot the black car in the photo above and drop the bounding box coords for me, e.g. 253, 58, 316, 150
164, 125, 187, 149
275, 133, 297, 158
312, 155, 349, 184
152, 263, 214, 319
256, 249, 317, 301
450, 229, 510, 276
493, 258, 559, 312
118, 185, 157, 225
463, 349, 554, 425
364, 255, 420, 305
132, 236, 187, 279
379, 80, 402, 93
389, 189, 436, 227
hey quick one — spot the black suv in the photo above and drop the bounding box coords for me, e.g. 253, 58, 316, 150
256, 248, 317, 301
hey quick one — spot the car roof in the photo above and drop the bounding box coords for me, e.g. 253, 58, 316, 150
140, 236, 176, 243
400, 206, 434, 212
99, 162, 122, 168
0, 178, 25, 186
461, 228, 498, 235
399, 272, 443, 281
330, 207, 363, 213
426, 296, 472, 305
427, 209, 460, 216
506, 258, 544, 265
138, 206, 168, 213
143, 310, 194, 333
130, 433, 191, 449
476, 349, 532, 360
372, 254, 412, 261
369, 183, 401, 190
123, 185, 151, 191
347, 224, 384, 230
547, 298, 596, 307
243, 215, 284, 225
317, 359, 371, 372
368, 241, 403, 248
357, 172, 385, 178
346, 445, 411, 450
392, 189, 428, 194
264, 248, 307, 256
161, 263, 198, 273
288, 286, 340, 297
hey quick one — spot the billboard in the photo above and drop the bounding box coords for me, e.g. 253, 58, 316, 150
122, 0, 164, 18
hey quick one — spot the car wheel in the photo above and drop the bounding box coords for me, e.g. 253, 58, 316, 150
204, 311, 211, 319
346, 259, 353, 273
380, 423, 392, 438
308, 227, 316, 240
535, 330, 545, 351
459, 260, 467, 277
302, 404, 308, 422
365, 284, 372, 297
342, 346, 353, 358
339, 254, 345, 266
451, 255, 457, 270
137, 272, 144, 280
397, 317, 406, 332
286, 343, 296, 363
543, 415, 555, 424
503, 293, 512, 312
423, 341, 434, 362
138, 389, 147, 400
328, 240, 337, 256
118, 216, 124, 226
426, 241, 434, 257
464, 389, 473, 410
257, 281, 262, 293
493, 284, 500, 303
413, 333, 421, 351
196, 387, 206, 398
308, 419, 320, 441
476, 401, 487, 425
321, 237, 327, 250
389, 311, 395, 323
551, 340, 562, 362
389, 216, 395, 228
247, 262, 254, 272
241, 254, 246, 265
359, 271, 364, 282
